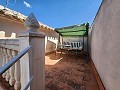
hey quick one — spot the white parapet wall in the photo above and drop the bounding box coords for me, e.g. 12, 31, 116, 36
0, 38, 20, 89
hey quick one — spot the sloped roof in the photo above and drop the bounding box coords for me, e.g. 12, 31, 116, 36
55, 23, 89, 36
0, 5, 54, 31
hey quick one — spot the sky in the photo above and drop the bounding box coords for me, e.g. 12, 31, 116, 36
0, 0, 102, 28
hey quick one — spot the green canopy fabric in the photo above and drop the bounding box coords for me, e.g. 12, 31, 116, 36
55, 23, 89, 36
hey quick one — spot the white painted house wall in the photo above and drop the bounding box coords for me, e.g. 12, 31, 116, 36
0, 16, 59, 53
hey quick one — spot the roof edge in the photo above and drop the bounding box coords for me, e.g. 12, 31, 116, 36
0, 5, 54, 31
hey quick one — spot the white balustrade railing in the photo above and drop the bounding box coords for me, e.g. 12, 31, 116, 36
0, 13, 45, 90
0, 39, 21, 89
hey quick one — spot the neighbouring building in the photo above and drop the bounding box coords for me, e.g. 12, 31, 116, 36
0, 5, 59, 54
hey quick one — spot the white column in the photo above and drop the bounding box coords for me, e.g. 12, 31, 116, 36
5, 49, 11, 81
9, 50, 16, 86
14, 51, 21, 90
19, 13, 45, 90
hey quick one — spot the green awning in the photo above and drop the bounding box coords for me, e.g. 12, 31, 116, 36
55, 23, 89, 36
61, 31, 86, 36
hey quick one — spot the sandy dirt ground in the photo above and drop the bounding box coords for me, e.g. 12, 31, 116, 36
45, 52, 99, 90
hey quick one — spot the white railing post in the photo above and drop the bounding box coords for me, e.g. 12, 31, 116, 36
19, 13, 45, 90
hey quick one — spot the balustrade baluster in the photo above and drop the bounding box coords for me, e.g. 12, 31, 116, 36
9, 50, 16, 86
0, 47, 3, 67
5, 49, 11, 81
0, 47, 1, 53
14, 51, 21, 90
2, 48, 7, 78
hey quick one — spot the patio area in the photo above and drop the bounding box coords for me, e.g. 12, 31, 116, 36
45, 51, 99, 90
